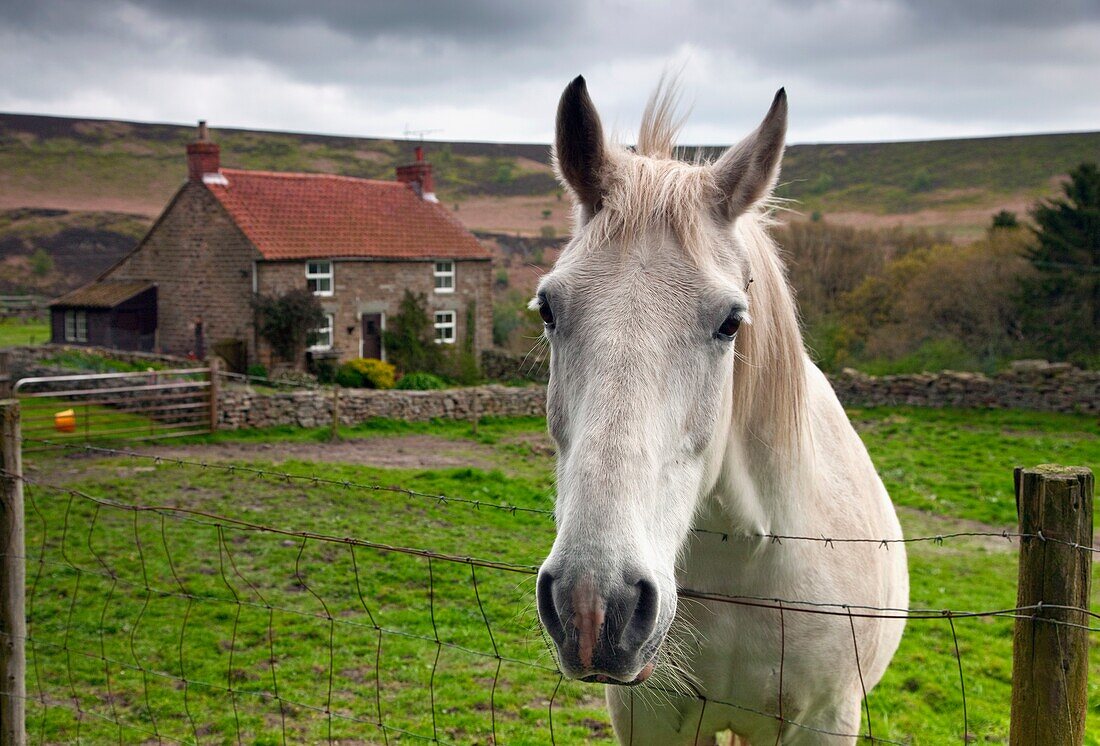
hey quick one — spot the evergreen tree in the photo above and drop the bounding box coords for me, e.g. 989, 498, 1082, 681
1021, 163, 1100, 362
990, 210, 1018, 230
383, 290, 443, 374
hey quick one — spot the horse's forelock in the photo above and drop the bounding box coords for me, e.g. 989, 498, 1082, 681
637, 73, 687, 160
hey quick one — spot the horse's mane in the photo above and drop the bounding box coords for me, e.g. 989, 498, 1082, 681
600, 80, 809, 455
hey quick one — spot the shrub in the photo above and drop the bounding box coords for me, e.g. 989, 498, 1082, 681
30, 248, 53, 277
395, 372, 448, 390
335, 358, 396, 389
252, 289, 326, 365
383, 290, 443, 375
991, 209, 1019, 229
246, 364, 268, 380
310, 356, 338, 384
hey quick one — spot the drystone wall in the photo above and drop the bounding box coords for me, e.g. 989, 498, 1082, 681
830, 361, 1099, 415
217, 384, 548, 430
6, 346, 1096, 427
216, 360, 1097, 430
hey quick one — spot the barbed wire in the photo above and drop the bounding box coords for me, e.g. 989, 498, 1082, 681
9, 441, 1095, 743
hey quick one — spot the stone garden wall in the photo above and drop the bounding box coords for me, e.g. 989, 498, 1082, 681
217, 384, 548, 430
216, 360, 1097, 430
5, 346, 1096, 428
829, 361, 1099, 415
2, 345, 199, 380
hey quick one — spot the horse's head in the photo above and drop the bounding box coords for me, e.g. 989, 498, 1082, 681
535, 76, 788, 684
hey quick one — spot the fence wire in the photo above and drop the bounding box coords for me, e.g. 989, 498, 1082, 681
24, 437, 1100, 554
2, 441, 1096, 744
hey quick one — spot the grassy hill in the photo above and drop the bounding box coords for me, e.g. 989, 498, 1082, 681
776, 131, 1100, 216
0, 111, 1097, 296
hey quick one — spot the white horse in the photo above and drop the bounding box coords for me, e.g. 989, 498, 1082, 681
534, 76, 909, 745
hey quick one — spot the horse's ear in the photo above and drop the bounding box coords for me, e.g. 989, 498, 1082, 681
712, 88, 787, 220
554, 75, 607, 214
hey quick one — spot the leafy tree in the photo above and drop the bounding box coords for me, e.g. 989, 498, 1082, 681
383, 290, 443, 374
1020, 162, 1100, 362
991, 210, 1019, 229
251, 289, 326, 365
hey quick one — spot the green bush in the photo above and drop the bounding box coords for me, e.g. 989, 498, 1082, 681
246, 364, 268, 380
859, 338, 985, 376
395, 372, 448, 390
335, 358, 396, 389
310, 356, 337, 384
251, 289, 326, 365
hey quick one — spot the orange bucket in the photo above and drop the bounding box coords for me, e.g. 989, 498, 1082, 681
54, 409, 77, 433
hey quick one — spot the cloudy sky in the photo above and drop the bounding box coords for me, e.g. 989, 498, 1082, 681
1, 0, 1098, 146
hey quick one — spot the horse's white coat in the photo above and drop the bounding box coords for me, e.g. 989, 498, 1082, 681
536, 79, 908, 744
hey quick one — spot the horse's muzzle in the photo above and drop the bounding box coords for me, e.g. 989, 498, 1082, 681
536, 567, 661, 682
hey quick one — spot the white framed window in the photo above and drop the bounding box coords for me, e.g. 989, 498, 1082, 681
64, 310, 87, 342
310, 313, 334, 351
434, 310, 456, 344
306, 261, 334, 296
433, 261, 455, 293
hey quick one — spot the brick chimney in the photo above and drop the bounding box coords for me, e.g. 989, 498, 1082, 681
187, 120, 221, 182
395, 145, 438, 202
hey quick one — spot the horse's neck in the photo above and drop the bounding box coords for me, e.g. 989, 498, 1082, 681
709, 410, 814, 540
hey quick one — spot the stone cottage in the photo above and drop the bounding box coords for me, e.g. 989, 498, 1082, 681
50, 122, 493, 369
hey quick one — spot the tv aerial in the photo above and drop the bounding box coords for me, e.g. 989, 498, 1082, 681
403, 125, 443, 142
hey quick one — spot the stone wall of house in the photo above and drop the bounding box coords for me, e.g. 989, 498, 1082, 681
256, 257, 493, 366
107, 181, 262, 360
216, 383, 546, 429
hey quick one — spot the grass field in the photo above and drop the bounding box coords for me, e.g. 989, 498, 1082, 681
17, 407, 1100, 744
0, 317, 49, 346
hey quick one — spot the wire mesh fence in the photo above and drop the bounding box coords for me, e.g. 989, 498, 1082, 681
0, 427, 1095, 744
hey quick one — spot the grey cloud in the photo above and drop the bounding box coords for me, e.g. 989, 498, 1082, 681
0, 0, 1097, 143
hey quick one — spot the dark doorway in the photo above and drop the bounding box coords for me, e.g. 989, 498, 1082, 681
361, 313, 383, 359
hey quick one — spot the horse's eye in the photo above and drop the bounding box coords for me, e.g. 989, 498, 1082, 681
716, 311, 741, 340
539, 296, 555, 327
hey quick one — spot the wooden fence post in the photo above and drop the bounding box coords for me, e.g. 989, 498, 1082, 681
331, 386, 340, 442
207, 357, 220, 433
0, 400, 26, 746
1010, 465, 1093, 746
0, 353, 11, 400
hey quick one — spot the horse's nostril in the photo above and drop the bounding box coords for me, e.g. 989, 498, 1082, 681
618, 576, 659, 649
536, 571, 566, 645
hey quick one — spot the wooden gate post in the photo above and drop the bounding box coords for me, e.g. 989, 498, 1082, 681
0, 400, 26, 746
0, 353, 11, 400
1010, 465, 1093, 746
207, 357, 221, 433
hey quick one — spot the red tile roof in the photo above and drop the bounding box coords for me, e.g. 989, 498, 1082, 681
205, 169, 491, 261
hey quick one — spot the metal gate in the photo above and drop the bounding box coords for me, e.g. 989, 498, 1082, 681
13, 367, 214, 444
